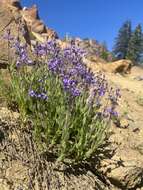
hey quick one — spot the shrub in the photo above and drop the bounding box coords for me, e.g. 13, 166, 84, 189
1, 30, 120, 163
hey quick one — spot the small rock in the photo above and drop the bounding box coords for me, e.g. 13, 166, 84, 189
114, 118, 129, 128
134, 76, 143, 81
120, 118, 129, 128
108, 166, 143, 189
133, 128, 140, 133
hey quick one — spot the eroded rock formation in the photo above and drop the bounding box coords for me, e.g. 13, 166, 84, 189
21, 4, 58, 41
0, 0, 58, 68
0, 0, 58, 42
85, 57, 132, 74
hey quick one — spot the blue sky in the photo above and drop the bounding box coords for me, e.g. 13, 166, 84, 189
21, 0, 143, 50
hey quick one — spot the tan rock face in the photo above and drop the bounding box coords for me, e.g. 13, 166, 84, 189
1, 0, 19, 5
21, 4, 57, 39
0, 0, 21, 9
0, 0, 58, 69
103, 59, 132, 74
22, 5, 39, 23
31, 20, 46, 33
86, 57, 132, 74
0, 2, 18, 65
1, 0, 58, 40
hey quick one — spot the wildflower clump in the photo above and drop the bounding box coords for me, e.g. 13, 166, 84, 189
1, 30, 120, 162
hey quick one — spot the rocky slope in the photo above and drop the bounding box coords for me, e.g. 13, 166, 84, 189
0, 1, 143, 190
99, 66, 143, 189
63, 37, 113, 61
1, 66, 143, 190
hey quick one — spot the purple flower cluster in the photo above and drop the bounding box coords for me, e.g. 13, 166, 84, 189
5, 32, 120, 117
45, 43, 95, 98
13, 40, 33, 67
48, 57, 62, 73
86, 71, 121, 118
106, 108, 118, 117
33, 40, 60, 57
62, 77, 80, 97
3, 31, 33, 67
28, 89, 48, 100
63, 46, 86, 63
28, 75, 49, 101
87, 78, 107, 109
99, 87, 121, 118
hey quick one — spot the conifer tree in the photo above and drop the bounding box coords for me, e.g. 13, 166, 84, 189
113, 21, 132, 59
126, 24, 143, 63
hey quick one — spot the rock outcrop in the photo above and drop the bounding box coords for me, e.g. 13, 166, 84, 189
0, 0, 58, 68
0, 0, 58, 41
64, 37, 113, 61
103, 59, 132, 74
85, 57, 132, 74
21, 4, 58, 41
0, 0, 22, 66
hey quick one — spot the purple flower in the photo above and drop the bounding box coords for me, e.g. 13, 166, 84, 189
99, 86, 106, 97
13, 40, 32, 67
75, 64, 86, 75
63, 77, 77, 89
27, 60, 33, 65
84, 72, 94, 84
37, 93, 48, 100
28, 89, 48, 100
62, 77, 71, 89
40, 93, 48, 100
62, 76, 80, 97
34, 43, 47, 56
48, 57, 62, 73
68, 68, 77, 76
28, 90, 36, 97
104, 107, 118, 117
71, 88, 81, 97
63, 45, 85, 63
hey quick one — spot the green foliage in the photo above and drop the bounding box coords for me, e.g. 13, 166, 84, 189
113, 21, 143, 63
1, 65, 109, 163
100, 42, 109, 61
126, 24, 143, 63
100, 51, 109, 61
1, 30, 119, 163
113, 20, 132, 59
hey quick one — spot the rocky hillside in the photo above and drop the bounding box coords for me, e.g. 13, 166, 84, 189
62, 37, 113, 61
0, 1, 143, 190
0, 0, 132, 74
0, 0, 113, 65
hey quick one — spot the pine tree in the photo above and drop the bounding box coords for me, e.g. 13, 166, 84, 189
126, 24, 143, 63
113, 21, 132, 59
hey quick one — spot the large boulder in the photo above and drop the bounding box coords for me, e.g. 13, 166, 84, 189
103, 59, 132, 74
21, 4, 58, 41
85, 57, 132, 74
